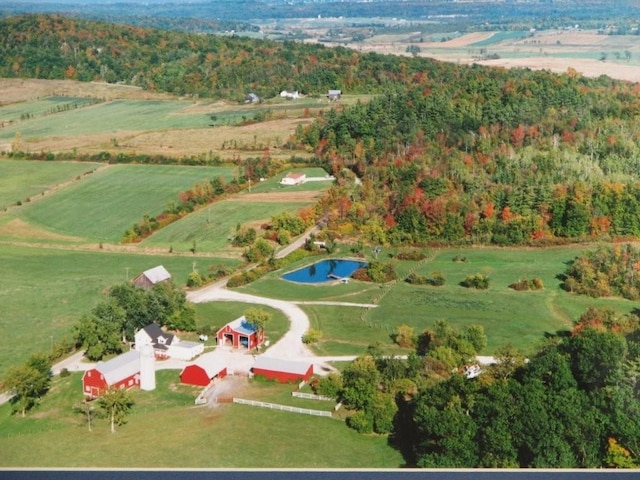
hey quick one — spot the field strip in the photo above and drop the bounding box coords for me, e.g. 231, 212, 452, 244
0, 239, 230, 257
1, 163, 109, 215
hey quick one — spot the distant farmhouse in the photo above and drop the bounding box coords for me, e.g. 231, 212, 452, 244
217, 315, 264, 350
327, 89, 341, 101
132, 265, 171, 289
280, 90, 299, 99
134, 323, 204, 361
280, 172, 306, 186
245, 92, 260, 103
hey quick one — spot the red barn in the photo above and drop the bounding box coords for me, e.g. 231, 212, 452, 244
180, 355, 228, 387
252, 356, 314, 383
216, 316, 264, 350
82, 350, 141, 399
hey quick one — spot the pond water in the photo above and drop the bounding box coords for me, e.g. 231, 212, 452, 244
281, 259, 367, 284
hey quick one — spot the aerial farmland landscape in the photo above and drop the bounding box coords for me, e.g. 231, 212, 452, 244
1, 0, 640, 475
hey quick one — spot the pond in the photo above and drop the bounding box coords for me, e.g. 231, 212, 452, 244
281, 259, 367, 284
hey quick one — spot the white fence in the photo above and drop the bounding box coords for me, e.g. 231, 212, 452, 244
291, 392, 334, 402
233, 398, 332, 417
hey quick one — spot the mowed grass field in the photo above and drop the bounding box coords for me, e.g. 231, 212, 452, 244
238, 244, 638, 356
0, 371, 404, 468
4, 163, 236, 244
0, 243, 241, 377
0, 159, 101, 211
143, 167, 332, 254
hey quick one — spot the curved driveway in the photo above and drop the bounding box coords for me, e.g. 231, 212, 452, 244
187, 284, 314, 360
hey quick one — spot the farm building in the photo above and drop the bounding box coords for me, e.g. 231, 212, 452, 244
216, 316, 264, 350
280, 90, 299, 99
132, 265, 172, 289
327, 89, 342, 101
252, 356, 314, 383
180, 354, 228, 387
279, 172, 306, 186
134, 323, 204, 360
82, 350, 142, 399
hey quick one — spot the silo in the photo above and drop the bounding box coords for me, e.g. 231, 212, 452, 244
140, 344, 156, 391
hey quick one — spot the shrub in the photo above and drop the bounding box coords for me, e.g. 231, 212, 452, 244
508, 278, 544, 291
314, 373, 342, 398
394, 324, 416, 348
232, 227, 257, 247
453, 255, 468, 263
460, 273, 489, 289
302, 328, 323, 344
405, 272, 428, 285
426, 271, 446, 286
59, 368, 70, 378
395, 251, 427, 261
346, 410, 374, 434
186, 271, 204, 288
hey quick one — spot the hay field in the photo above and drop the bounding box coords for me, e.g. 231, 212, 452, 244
8, 164, 237, 244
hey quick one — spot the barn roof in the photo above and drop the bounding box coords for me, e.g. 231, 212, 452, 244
95, 350, 140, 385
184, 354, 227, 378
142, 265, 172, 284
253, 356, 312, 375
225, 316, 258, 335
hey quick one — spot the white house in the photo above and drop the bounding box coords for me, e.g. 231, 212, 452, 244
280, 172, 306, 186
134, 323, 204, 361
280, 90, 299, 99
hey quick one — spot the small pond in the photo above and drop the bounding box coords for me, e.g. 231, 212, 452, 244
281, 259, 367, 284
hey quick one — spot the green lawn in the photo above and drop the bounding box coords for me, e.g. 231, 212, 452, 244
0, 159, 100, 210
0, 371, 404, 468
0, 99, 212, 141
143, 198, 311, 254
0, 243, 236, 378
13, 164, 236, 243
235, 245, 638, 357
193, 300, 289, 347
0, 96, 97, 124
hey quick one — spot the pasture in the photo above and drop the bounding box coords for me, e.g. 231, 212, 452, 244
8, 163, 236, 244
0, 243, 241, 377
0, 159, 100, 211
0, 371, 404, 468
239, 244, 637, 356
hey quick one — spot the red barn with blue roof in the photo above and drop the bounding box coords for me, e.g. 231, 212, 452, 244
216, 315, 264, 350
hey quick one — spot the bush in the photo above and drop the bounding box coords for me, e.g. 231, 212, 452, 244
396, 251, 427, 261
314, 373, 342, 398
352, 261, 397, 283
405, 272, 428, 285
346, 410, 374, 434
302, 328, 323, 344
460, 273, 489, 289
426, 271, 446, 286
186, 271, 204, 288
508, 278, 544, 291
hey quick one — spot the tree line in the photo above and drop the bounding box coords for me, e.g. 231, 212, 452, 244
313, 312, 640, 468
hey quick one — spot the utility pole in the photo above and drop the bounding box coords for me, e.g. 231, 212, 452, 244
125, 267, 130, 281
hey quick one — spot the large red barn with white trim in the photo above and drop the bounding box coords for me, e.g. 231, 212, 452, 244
180, 355, 228, 387
82, 350, 141, 398
252, 356, 314, 383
